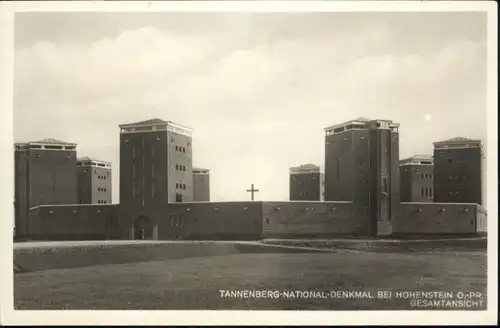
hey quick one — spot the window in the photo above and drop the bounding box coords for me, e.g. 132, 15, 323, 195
421, 188, 424, 197
175, 164, 179, 170
176, 183, 179, 189
424, 188, 428, 197
183, 147, 186, 153
175, 146, 179, 151
183, 184, 186, 189
183, 166, 186, 171
430, 188, 433, 197
448, 159, 453, 164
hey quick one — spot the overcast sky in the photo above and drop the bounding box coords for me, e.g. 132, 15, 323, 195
14, 11, 487, 203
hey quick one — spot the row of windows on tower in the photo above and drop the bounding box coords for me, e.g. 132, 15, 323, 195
175, 146, 187, 153
175, 164, 187, 171
97, 187, 108, 192
97, 200, 109, 204
97, 175, 108, 180
421, 173, 432, 179
176, 183, 187, 190
421, 188, 433, 197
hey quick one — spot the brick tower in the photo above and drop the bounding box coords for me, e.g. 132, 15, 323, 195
77, 157, 112, 204
119, 118, 194, 207
289, 164, 324, 201
14, 138, 78, 237
433, 137, 483, 205
324, 118, 400, 237
399, 155, 434, 202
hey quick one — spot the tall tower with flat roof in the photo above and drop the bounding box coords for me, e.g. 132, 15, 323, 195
119, 118, 194, 207
77, 157, 112, 204
399, 155, 434, 202
289, 164, 324, 201
433, 137, 483, 205
14, 138, 78, 237
324, 117, 400, 237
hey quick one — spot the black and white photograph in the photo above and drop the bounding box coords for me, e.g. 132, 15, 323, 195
0, 1, 497, 326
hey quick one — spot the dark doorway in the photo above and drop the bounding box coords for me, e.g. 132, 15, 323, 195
134, 216, 153, 240
176, 193, 183, 202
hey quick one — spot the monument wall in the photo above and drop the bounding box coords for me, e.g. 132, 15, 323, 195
27, 204, 119, 240
21, 201, 487, 241
393, 202, 486, 237
262, 201, 356, 238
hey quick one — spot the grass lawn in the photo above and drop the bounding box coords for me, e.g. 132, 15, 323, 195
15, 251, 487, 310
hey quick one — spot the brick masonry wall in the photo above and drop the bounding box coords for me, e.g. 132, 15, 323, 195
29, 150, 78, 207
262, 201, 355, 238
393, 203, 482, 235
116, 202, 262, 240
193, 173, 210, 201
167, 202, 262, 239
27, 204, 119, 240
433, 147, 483, 205
91, 167, 112, 204
289, 172, 323, 201
167, 131, 194, 203
23, 201, 487, 241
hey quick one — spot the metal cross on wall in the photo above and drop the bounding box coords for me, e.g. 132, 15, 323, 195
246, 184, 259, 201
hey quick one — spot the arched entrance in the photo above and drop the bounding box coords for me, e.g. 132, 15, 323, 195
133, 216, 154, 240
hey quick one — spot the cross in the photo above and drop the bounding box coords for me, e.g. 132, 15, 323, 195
246, 184, 259, 201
